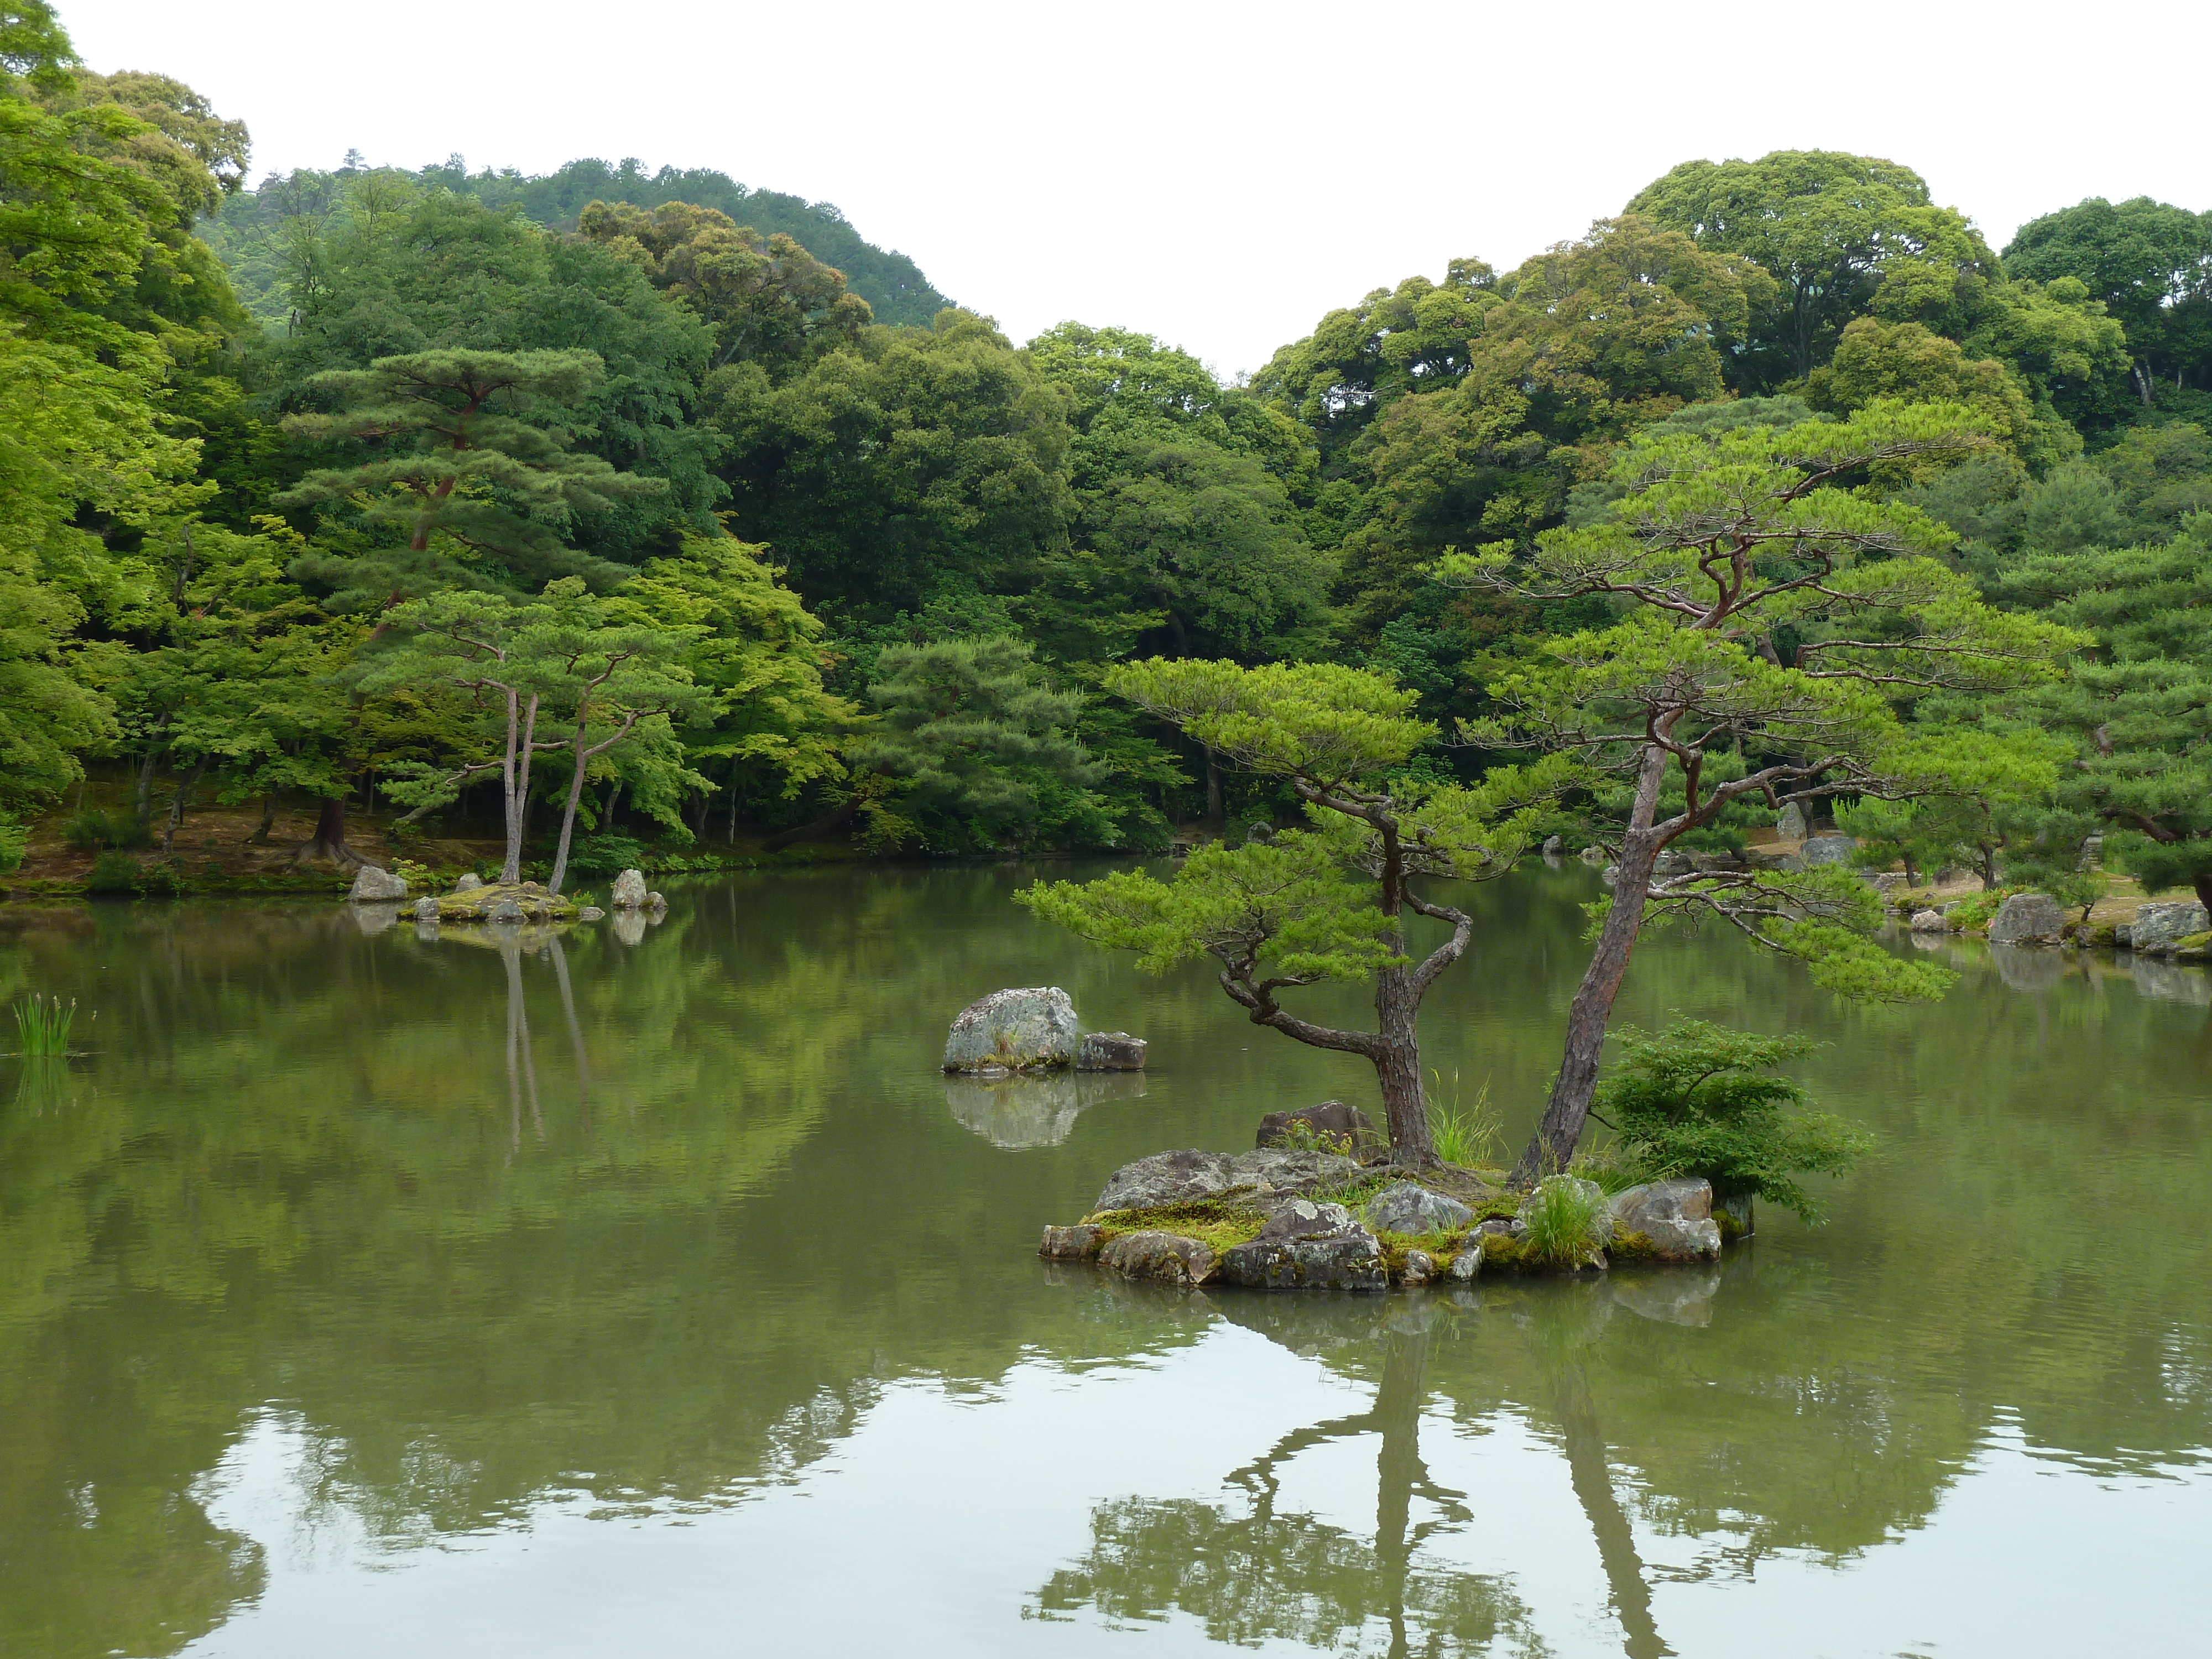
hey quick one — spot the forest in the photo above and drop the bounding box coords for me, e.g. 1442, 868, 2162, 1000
4, 0, 2211, 904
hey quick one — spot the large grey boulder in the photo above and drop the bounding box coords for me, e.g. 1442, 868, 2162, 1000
1745, 846, 1804, 873
1039, 1224, 1104, 1260
1077, 1031, 1147, 1071
1776, 802, 1808, 840
1987, 891, 2065, 945
943, 986, 1079, 1073
2130, 900, 2210, 954
1578, 845, 1608, 865
1218, 1198, 1386, 1291
1361, 1181, 1475, 1236
1800, 833, 1857, 868
610, 868, 649, 910
1255, 1099, 1376, 1152
411, 897, 440, 922
1909, 908, 1948, 933
1099, 1230, 1218, 1285
347, 864, 408, 902
453, 872, 483, 893
1092, 1147, 1363, 1214
1608, 1178, 1721, 1262
486, 897, 525, 924
1541, 834, 1564, 857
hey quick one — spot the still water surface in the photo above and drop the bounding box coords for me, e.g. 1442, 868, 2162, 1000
2, 864, 2207, 1657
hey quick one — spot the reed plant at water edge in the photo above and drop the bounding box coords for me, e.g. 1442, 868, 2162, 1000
1426, 1068, 1501, 1167
12, 994, 82, 1056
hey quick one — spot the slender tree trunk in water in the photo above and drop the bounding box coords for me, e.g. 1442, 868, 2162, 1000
290, 795, 361, 869
1514, 747, 1668, 1183
160, 760, 204, 853
247, 789, 280, 844
1552, 1360, 1668, 1659
1373, 966, 1435, 1166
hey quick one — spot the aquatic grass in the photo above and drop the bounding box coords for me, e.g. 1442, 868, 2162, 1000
1519, 1175, 1610, 1269
1427, 1068, 1500, 1167
12, 993, 84, 1057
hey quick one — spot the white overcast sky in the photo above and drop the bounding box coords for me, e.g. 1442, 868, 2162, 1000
71, 0, 2212, 378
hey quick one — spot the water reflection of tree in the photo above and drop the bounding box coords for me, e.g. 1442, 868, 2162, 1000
1034, 1314, 1547, 1658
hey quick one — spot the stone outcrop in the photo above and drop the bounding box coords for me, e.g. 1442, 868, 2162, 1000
412, 897, 440, 922
1909, 907, 1947, 932
1776, 802, 1808, 840
2130, 900, 2210, 954
1745, 846, 1803, 873
611, 869, 649, 910
1360, 1181, 1474, 1236
1077, 1031, 1147, 1071
943, 987, 1080, 1073
453, 873, 483, 892
1800, 833, 1856, 867
1541, 834, 1564, 857
487, 897, 525, 923
1255, 1099, 1376, 1151
1218, 1199, 1386, 1291
347, 865, 408, 902
1099, 1230, 1217, 1284
1578, 845, 1607, 865
1039, 1224, 1104, 1260
1988, 891, 2066, 945
1092, 1147, 1363, 1214
1608, 1178, 1721, 1262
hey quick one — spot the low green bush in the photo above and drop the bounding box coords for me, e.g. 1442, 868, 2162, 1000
1594, 1020, 1875, 1223
85, 850, 143, 894
0, 819, 25, 875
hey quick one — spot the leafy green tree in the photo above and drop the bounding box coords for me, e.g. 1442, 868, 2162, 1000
575, 199, 871, 377
367, 580, 705, 885
1627, 150, 1992, 387
1593, 1021, 1874, 1223
706, 309, 1073, 614
848, 634, 1112, 852
1991, 517, 2212, 907
1439, 401, 2080, 1180
1019, 659, 1564, 1163
2004, 197, 2212, 413
1833, 728, 2068, 889
280, 348, 667, 604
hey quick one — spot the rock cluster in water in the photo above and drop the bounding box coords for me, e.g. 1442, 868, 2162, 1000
1045, 1138, 1729, 1292
942, 987, 1147, 1076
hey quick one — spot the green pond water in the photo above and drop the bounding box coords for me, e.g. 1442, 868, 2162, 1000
2, 863, 2206, 1658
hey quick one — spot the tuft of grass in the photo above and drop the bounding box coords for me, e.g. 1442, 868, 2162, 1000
1568, 1143, 1644, 1196
1427, 1068, 1500, 1167
12, 993, 84, 1056
1519, 1175, 1610, 1269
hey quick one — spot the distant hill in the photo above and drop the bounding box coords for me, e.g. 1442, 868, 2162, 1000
204, 154, 953, 330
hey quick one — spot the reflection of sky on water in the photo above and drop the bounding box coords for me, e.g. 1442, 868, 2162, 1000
187, 1326, 2210, 1658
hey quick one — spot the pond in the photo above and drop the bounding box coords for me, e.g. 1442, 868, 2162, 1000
2, 863, 2206, 1658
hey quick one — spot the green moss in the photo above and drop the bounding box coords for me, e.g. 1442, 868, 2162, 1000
1083, 1198, 1269, 1254
1605, 1227, 1662, 1262
1714, 1207, 1749, 1243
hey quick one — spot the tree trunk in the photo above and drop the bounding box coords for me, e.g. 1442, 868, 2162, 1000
760, 790, 863, 853
290, 795, 362, 870
160, 759, 204, 853
1203, 747, 1225, 833
1373, 966, 1435, 1167
133, 746, 159, 823
2195, 870, 2212, 914
247, 789, 280, 845
2134, 359, 2156, 409
548, 739, 589, 897
1512, 748, 1667, 1183
499, 692, 540, 886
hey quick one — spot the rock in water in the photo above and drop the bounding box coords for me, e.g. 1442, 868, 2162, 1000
1541, 834, 1564, 857
1078, 1031, 1147, 1071
453, 873, 483, 893
1092, 1147, 1364, 1213
1776, 802, 1808, 839
347, 865, 408, 902
1578, 845, 1607, 865
486, 897, 525, 923
1909, 909, 1947, 933
2130, 900, 2210, 954
1039, 1224, 1104, 1260
1608, 1178, 1721, 1261
1800, 833, 1856, 867
1361, 1181, 1475, 1235
1098, 1230, 1217, 1284
611, 869, 649, 910
1219, 1198, 1386, 1291
411, 897, 440, 922
1255, 1099, 1375, 1151
1401, 1250, 1434, 1285
943, 987, 1080, 1073
1987, 891, 2065, 945
577, 906, 606, 921
1447, 1245, 1481, 1281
